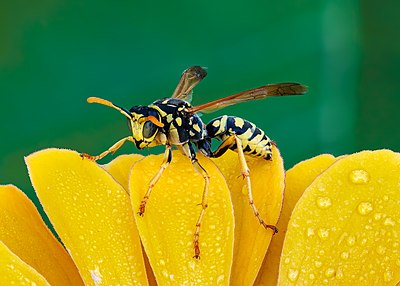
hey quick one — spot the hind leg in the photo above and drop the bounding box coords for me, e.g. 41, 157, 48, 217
212, 135, 278, 233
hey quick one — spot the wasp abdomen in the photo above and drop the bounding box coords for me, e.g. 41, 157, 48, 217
206, 115, 273, 160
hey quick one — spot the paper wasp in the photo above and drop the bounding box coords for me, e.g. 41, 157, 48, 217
81, 66, 307, 258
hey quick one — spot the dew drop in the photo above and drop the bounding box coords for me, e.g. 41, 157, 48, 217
349, 169, 370, 184
325, 267, 336, 278
306, 228, 315, 237
383, 270, 393, 282
284, 257, 291, 264
374, 213, 383, 221
316, 197, 332, 209
357, 202, 374, 216
336, 267, 344, 279
376, 245, 386, 255
318, 228, 330, 240
315, 261, 323, 268
216, 274, 225, 283
341, 251, 349, 260
287, 268, 299, 282
309, 273, 315, 280
384, 217, 395, 226
347, 235, 356, 246
159, 259, 166, 266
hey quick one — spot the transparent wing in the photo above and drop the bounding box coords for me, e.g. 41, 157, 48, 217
171, 66, 207, 102
188, 82, 308, 114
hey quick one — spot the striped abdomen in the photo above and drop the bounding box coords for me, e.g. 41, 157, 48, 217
206, 115, 272, 160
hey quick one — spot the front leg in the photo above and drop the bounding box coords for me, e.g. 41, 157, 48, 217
138, 144, 172, 216
81, 136, 135, 161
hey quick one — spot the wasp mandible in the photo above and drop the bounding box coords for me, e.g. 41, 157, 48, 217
81, 66, 307, 258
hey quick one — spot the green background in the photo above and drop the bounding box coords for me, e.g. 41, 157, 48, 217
1, 0, 399, 206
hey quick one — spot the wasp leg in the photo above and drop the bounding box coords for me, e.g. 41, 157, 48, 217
179, 142, 210, 259
138, 145, 172, 216
191, 158, 210, 259
212, 135, 278, 234
81, 136, 135, 161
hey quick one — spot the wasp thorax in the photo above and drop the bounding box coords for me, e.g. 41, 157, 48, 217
128, 106, 162, 149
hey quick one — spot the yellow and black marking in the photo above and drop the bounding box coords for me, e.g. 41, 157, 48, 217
205, 115, 273, 160
81, 66, 307, 258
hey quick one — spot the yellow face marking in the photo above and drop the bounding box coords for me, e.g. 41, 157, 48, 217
162, 99, 170, 104
175, 117, 182, 126
233, 117, 245, 129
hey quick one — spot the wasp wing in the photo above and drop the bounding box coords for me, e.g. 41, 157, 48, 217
187, 82, 308, 114
171, 66, 207, 102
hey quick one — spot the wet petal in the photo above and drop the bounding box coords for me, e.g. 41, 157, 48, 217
26, 148, 148, 286
279, 150, 400, 285
212, 146, 285, 286
256, 154, 337, 285
101, 154, 158, 286
130, 151, 234, 285
0, 185, 83, 285
0, 241, 50, 285
102, 154, 144, 192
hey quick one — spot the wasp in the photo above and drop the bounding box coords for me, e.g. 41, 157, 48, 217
81, 66, 307, 258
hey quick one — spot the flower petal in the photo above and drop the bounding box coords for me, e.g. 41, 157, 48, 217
129, 151, 234, 285
212, 146, 285, 285
25, 148, 148, 286
256, 154, 337, 285
101, 154, 158, 286
0, 185, 83, 285
279, 150, 400, 284
101, 154, 144, 192
0, 240, 50, 285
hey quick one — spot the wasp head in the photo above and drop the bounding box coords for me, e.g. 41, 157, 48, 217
87, 97, 163, 150
128, 106, 163, 149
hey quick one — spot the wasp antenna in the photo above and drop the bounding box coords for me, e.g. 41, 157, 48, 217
87, 97, 132, 119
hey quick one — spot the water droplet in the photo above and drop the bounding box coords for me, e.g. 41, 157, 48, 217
383, 270, 393, 282
217, 274, 225, 283
284, 257, 291, 264
309, 273, 315, 280
383, 195, 389, 201
159, 259, 166, 266
317, 182, 326, 192
316, 197, 332, 209
318, 228, 330, 240
341, 251, 349, 260
384, 217, 395, 226
357, 202, 374, 216
336, 267, 344, 279
376, 245, 386, 255
287, 269, 299, 282
349, 169, 370, 184
90, 266, 102, 284
315, 261, 323, 268
162, 269, 169, 278
374, 213, 383, 221
306, 228, 315, 237
325, 267, 336, 278
346, 235, 356, 246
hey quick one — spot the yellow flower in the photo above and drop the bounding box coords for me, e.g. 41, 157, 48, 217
1, 148, 400, 285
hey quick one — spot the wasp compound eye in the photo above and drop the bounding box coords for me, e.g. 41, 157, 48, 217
142, 120, 158, 139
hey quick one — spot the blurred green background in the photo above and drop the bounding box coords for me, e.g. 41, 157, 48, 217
1, 0, 399, 208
